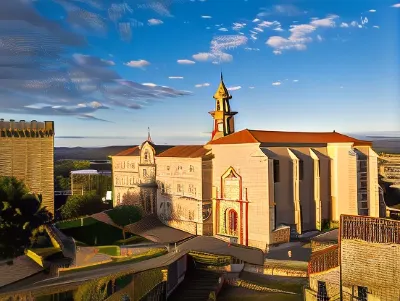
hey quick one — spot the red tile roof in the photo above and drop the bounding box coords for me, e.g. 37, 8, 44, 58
208, 129, 372, 146
113, 146, 139, 156
156, 145, 210, 158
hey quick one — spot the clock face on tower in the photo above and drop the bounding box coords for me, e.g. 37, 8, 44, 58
217, 122, 223, 132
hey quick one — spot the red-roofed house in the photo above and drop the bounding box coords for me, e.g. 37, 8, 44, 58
112, 74, 382, 250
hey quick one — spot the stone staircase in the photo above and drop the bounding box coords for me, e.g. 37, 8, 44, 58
167, 268, 223, 301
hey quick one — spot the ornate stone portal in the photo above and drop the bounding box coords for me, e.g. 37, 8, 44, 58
214, 167, 249, 245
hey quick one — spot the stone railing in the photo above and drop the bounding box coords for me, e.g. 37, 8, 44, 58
308, 245, 339, 275
341, 214, 400, 244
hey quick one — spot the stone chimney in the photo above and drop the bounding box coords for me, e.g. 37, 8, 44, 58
19, 120, 25, 130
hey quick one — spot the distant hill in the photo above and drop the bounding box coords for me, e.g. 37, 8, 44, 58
54, 146, 134, 161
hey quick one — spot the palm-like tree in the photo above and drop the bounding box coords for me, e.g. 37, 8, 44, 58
0, 177, 53, 259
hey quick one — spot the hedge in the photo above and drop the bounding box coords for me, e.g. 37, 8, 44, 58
98, 246, 120, 256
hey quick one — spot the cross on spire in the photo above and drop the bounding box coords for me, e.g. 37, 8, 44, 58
147, 127, 153, 143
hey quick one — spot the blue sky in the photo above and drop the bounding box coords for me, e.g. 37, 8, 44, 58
1, 0, 399, 147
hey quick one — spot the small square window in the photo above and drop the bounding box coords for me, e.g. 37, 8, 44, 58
189, 165, 194, 172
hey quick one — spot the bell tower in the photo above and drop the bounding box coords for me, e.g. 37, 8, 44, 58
209, 73, 238, 141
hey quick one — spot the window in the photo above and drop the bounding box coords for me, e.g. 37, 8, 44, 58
317, 281, 329, 301
189, 165, 194, 172
177, 184, 182, 192
143, 169, 147, 177
358, 286, 368, 301
299, 159, 304, 181
166, 166, 170, 171
177, 166, 182, 170
160, 183, 165, 194
273, 160, 280, 183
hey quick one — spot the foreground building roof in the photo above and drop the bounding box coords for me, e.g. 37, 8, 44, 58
156, 145, 210, 158
208, 129, 372, 146
0, 256, 44, 288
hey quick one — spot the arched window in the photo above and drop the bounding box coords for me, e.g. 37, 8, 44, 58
227, 209, 238, 236
144, 150, 149, 161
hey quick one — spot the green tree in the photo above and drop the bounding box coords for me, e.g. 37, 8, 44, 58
60, 192, 109, 220
107, 205, 142, 227
0, 177, 53, 259
54, 160, 90, 191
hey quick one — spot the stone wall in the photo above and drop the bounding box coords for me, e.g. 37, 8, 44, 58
269, 226, 291, 245
310, 240, 337, 253
341, 239, 400, 300
0, 120, 55, 215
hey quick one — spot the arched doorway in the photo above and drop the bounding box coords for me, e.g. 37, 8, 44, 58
226, 209, 238, 236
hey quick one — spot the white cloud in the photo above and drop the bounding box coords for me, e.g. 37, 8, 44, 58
192, 52, 232, 62
369, 9, 376, 12
293, 79, 299, 82
142, 83, 157, 87
195, 83, 210, 88
391, 3, 400, 8
168, 76, 183, 79
274, 27, 284, 31
259, 20, 281, 28
219, 27, 229, 32
201, 15, 212, 18
232, 22, 246, 31
244, 47, 260, 51
148, 19, 163, 26
272, 81, 281, 86
249, 86, 255, 89
177, 59, 196, 64
373, 25, 380, 29
317, 35, 323, 41
125, 59, 150, 68
193, 35, 247, 64
227, 86, 241, 91
340, 22, 349, 28
266, 15, 340, 54
310, 15, 338, 27
253, 18, 260, 22
350, 21, 358, 27
101, 59, 115, 65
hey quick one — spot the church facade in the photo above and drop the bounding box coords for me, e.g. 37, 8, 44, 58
111, 74, 381, 250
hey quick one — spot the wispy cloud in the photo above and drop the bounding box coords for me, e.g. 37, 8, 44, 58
373, 25, 380, 29
168, 76, 184, 79
266, 15, 339, 54
272, 81, 282, 86
258, 4, 304, 17
177, 59, 196, 64
227, 86, 241, 91
391, 3, 400, 8
369, 9, 376, 13
148, 18, 164, 26
0, 0, 189, 120
340, 22, 349, 28
201, 15, 212, 18
293, 79, 299, 82
218, 28, 229, 32
124, 60, 150, 68
195, 83, 210, 88
192, 35, 248, 64
249, 86, 255, 89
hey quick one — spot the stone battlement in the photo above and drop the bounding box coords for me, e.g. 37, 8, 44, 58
0, 119, 54, 137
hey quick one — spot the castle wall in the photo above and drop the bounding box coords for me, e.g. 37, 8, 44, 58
0, 120, 54, 215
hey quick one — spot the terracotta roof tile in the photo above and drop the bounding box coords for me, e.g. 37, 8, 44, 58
209, 129, 372, 146
114, 146, 139, 156
156, 145, 209, 158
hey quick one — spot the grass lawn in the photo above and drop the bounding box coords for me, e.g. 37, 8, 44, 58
97, 246, 120, 256
60, 248, 167, 275
113, 235, 149, 245
59, 220, 131, 246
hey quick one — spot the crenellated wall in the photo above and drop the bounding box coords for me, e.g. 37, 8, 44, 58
0, 119, 55, 215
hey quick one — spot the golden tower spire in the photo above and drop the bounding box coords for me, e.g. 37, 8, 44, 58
147, 127, 153, 143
